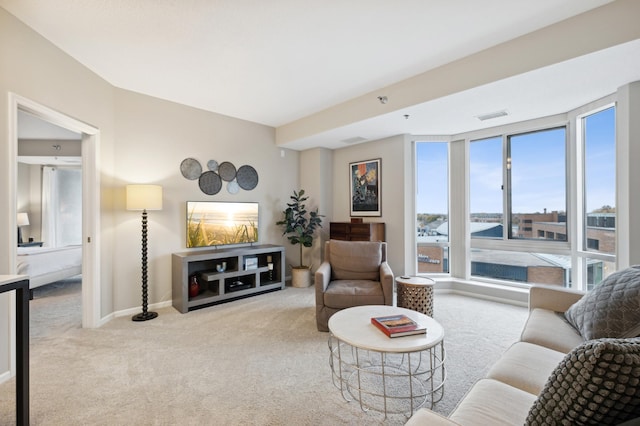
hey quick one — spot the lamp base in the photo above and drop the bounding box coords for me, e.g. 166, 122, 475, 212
132, 311, 158, 322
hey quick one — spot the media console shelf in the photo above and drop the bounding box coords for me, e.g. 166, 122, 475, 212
172, 244, 285, 313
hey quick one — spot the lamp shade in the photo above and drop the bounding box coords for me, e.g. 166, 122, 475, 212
17, 212, 30, 227
126, 185, 163, 211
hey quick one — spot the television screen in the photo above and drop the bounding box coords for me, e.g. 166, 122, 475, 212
187, 201, 259, 248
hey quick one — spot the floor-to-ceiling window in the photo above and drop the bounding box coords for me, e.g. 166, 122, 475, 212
580, 105, 616, 290
415, 141, 449, 274
469, 136, 502, 240
415, 101, 616, 290
467, 126, 570, 286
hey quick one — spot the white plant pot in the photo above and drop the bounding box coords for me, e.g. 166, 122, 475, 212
291, 267, 311, 288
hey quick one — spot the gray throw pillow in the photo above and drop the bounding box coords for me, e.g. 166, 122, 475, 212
564, 265, 640, 340
525, 338, 640, 426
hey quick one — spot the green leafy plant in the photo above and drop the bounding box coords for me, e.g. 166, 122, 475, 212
276, 189, 323, 268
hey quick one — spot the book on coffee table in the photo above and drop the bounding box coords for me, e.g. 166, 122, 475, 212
371, 314, 427, 338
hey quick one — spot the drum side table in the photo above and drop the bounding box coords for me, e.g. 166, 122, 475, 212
396, 276, 436, 317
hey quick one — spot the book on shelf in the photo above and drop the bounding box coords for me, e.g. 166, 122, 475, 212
371, 314, 427, 338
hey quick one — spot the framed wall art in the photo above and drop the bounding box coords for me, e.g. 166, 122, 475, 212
349, 158, 381, 217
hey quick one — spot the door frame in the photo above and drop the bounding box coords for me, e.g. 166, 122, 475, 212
7, 93, 101, 374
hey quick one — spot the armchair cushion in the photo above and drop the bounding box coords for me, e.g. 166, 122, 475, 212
328, 240, 382, 281
564, 266, 640, 340
525, 337, 640, 426
323, 279, 383, 309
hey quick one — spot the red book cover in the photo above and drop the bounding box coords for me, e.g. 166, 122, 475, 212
371, 314, 427, 338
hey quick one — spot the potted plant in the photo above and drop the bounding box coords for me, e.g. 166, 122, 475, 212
276, 189, 323, 287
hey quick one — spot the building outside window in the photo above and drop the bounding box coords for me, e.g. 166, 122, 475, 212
415, 103, 616, 290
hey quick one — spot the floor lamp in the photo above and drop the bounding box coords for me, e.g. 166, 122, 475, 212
126, 184, 163, 322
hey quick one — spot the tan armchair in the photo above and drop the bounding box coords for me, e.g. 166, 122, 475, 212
314, 240, 394, 331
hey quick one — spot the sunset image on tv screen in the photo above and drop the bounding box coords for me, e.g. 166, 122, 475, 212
187, 202, 258, 248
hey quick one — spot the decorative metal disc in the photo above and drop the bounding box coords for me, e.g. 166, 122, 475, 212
198, 171, 222, 195
180, 158, 202, 180
218, 161, 237, 182
236, 165, 259, 190
227, 180, 239, 194
207, 160, 219, 172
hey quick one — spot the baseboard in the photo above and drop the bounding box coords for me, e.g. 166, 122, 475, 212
112, 300, 174, 319
0, 369, 11, 385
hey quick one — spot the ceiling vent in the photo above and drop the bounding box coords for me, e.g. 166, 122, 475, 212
341, 136, 368, 144
476, 110, 508, 121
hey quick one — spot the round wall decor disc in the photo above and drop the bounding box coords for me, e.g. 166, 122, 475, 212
207, 160, 219, 172
218, 161, 237, 182
227, 180, 239, 194
180, 158, 202, 180
236, 165, 259, 190
198, 171, 222, 195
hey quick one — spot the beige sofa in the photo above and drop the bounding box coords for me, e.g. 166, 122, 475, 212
406, 275, 640, 425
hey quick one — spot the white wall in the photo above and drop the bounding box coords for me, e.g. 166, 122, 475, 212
299, 148, 332, 269
111, 89, 298, 310
0, 7, 116, 377
0, 7, 299, 380
329, 135, 407, 276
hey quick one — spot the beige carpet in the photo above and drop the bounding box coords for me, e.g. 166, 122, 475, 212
0, 278, 527, 425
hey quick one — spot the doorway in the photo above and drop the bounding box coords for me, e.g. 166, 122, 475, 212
8, 93, 101, 331
17, 110, 83, 333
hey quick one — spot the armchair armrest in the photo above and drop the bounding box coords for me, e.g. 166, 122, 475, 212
379, 261, 394, 305
315, 262, 331, 306
405, 408, 461, 426
529, 284, 585, 313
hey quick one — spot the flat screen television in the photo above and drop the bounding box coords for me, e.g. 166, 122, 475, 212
186, 201, 259, 248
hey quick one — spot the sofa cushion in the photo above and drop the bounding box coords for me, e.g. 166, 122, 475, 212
328, 240, 382, 281
521, 308, 584, 353
525, 337, 640, 426
405, 408, 463, 425
564, 265, 640, 340
449, 379, 537, 426
487, 342, 567, 395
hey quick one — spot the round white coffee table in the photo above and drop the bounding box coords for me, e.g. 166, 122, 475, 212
328, 305, 446, 418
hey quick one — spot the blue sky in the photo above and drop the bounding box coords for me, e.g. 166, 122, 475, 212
416, 107, 615, 215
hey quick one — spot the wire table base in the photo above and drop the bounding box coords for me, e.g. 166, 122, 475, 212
327, 306, 446, 419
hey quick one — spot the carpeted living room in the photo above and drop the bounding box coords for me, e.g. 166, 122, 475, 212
1, 277, 529, 425
2, 1, 640, 425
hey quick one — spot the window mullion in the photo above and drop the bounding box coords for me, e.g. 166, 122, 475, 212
504, 135, 511, 240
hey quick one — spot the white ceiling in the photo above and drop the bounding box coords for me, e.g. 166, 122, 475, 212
3, 0, 639, 150
291, 38, 640, 149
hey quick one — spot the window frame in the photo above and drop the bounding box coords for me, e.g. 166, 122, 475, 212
412, 100, 618, 290
572, 101, 617, 288
465, 116, 571, 256
413, 137, 452, 276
